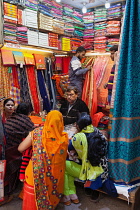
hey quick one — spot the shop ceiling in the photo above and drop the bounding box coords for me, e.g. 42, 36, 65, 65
61, 0, 124, 9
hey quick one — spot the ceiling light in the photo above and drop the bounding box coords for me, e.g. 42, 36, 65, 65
105, 0, 110, 9
56, 0, 61, 2
82, 2, 87, 14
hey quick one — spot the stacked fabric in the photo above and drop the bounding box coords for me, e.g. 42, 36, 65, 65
62, 37, 71, 51
24, 9, 38, 28
71, 38, 81, 53
83, 12, 94, 50
38, 13, 53, 31
4, 2, 18, 24
107, 3, 122, 19
38, 2, 52, 17
38, 32, 49, 47
27, 29, 39, 46
48, 33, 58, 48
72, 8, 83, 24
94, 8, 107, 22
94, 36, 107, 52
63, 4, 73, 23
94, 21, 107, 37
64, 23, 74, 36
51, 1, 63, 20
17, 27, 28, 44
52, 19, 64, 35
17, 9, 24, 25
106, 21, 120, 35
106, 38, 119, 51
25, 0, 38, 11
4, 23, 18, 44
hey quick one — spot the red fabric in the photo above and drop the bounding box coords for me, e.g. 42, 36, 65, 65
23, 182, 37, 210
92, 112, 105, 127
33, 54, 45, 70
12, 66, 20, 88
62, 57, 71, 74
26, 66, 40, 113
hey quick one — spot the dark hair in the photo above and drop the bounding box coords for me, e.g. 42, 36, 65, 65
16, 102, 30, 116
76, 46, 86, 54
66, 86, 78, 95
3, 98, 15, 107
87, 133, 106, 166
77, 113, 92, 131
109, 45, 118, 52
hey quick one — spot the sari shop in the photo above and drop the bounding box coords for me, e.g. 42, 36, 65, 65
0, 0, 140, 209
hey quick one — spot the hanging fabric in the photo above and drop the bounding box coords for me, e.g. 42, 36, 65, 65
37, 70, 51, 112
1, 49, 15, 65
10, 67, 20, 105
12, 51, 25, 65
34, 54, 45, 70
108, 0, 140, 185
19, 67, 33, 112
26, 66, 40, 113
62, 57, 71, 74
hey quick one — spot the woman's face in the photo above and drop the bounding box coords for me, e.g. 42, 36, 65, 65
4, 101, 15, 115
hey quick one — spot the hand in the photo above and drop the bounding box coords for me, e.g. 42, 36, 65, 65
87, 65, 92, 70
104, 83, 108, 89
20, 179, 25, 182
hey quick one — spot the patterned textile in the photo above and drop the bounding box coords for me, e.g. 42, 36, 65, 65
1, 49, 15, 65
19, 67, 33, 112
97, 58, 113, 107
26, 66, 40, 113
108, 0, 140, 184
25, 110, 68, 210
82, 57, 97, 117
34, 54, 45, 70
37, 70, 51, 112
10, 67, 20, 105
0, 54, 11, 111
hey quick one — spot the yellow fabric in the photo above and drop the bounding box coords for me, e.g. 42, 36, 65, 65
72, 125, 104, 181
25, 110, 68, 210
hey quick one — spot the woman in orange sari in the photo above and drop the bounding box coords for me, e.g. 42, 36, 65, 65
18, 110, 68, 210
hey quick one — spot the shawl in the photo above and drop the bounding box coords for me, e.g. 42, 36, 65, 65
31, 110, 68, 210
72, 124, 103, 181
4, 113, 34, 148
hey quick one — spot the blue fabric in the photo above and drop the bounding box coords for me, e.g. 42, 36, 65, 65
85, 176, 102, 190
37, 70, 51, 112
108, 0, 140, 184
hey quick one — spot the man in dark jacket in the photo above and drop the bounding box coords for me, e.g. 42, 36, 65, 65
60, 86, 89, 125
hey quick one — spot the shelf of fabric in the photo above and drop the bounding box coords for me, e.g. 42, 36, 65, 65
25, 0, 38, 11
4, 2, 18, 24
17, 26, 28, 44
24, 8, 38, 28
61, 37, 71, 51
50, 0, 63, 20
94, 8, 107, 23
94, 21, 107, 37
70, 38, 81, 53
27, 29, 39, 46
38, 32, 49, 48
107, 3, 122, 20
38, 13, 53, 32
106, 20, 121, 36
64, 22, 74, 37
4, 22, 18, 44
106, 38, 119, 51
38, 1, 52, 17
48, 33, 58, 48
94, 36, 107, 52
62, 3, 74, 23
52, 19, 64, 35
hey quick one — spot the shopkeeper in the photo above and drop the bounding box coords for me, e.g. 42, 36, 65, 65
69, 46, 91, 98
60, 86, 89, 126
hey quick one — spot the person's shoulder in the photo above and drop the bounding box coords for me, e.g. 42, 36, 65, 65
77, 98, 87, 105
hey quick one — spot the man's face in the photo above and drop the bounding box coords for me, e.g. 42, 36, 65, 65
77, 51, 86, 60
110, 50, 115, 61
66, 90, 78, 104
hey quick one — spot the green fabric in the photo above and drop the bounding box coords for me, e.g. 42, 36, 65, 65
64, 161, 81, 195
72, 125, 104, 181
